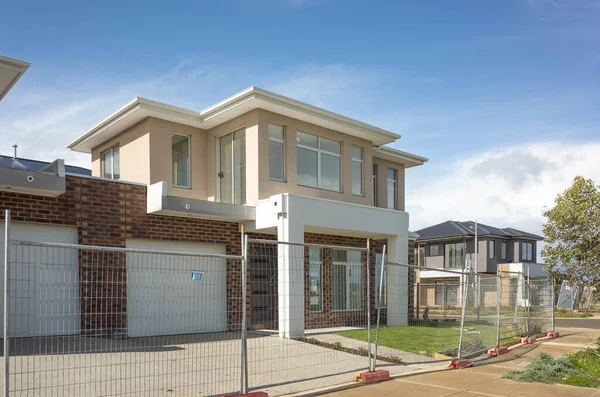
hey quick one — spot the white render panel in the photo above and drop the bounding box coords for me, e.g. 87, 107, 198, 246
125, 239, 227, 337
1, 222, 80, 337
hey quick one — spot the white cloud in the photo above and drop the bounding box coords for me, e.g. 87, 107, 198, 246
406, 141, 600, 238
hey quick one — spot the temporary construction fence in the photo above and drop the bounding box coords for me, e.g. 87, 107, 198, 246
1, 211, 556, 397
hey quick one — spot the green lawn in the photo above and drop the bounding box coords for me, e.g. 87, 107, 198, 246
336, 321, 516, 358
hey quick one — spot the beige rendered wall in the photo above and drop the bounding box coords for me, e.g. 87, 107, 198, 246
148, 117, 207, 200
255, 109, 375, 206
91, 118, 151, 185
373, 157, 406, 211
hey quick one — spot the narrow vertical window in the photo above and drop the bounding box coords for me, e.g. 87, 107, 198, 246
309, 248, 322, 312
387, 168, 397, 209
101, 147, 120, 180
172, 134, 190, 188
488, 241, 495, 259
352, 146, 363, 195
372, 164, 378, 206
501, 241, 507, 260
332, 250, 363, 311
268, 124, 285, 181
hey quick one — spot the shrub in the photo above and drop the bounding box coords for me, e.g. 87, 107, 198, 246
331, 342, 343, 351
358, 347, 369, 357
504, 353, 577, 384
563, 374, 597, 388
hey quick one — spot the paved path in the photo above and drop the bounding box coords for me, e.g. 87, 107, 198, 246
556, 317, 600, 329
316, 326, 600, 397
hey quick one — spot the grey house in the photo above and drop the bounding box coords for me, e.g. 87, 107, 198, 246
414, 220, 544, 274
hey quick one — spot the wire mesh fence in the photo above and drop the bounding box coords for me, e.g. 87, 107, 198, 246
1, 219, 557, 397
2, 240, 245, 397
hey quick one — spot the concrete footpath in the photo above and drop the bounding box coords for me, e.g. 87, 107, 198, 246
311, 326, 600, 397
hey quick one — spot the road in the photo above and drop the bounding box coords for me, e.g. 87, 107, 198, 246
556, 317, 600, 329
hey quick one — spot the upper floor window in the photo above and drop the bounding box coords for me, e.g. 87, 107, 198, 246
372, 164, 378, 206
352, 147, 363, 196
417, 246, 425, 267
488, 241, 495, 259
297, 131, 341, 192
429, 245, 439, 256
269, 124, 285, 181
172, 134, 190, 188
501, 241, 507, 260
101, 147, 120, 180
444, 242, 465, 268
387, 168, 397, 209
521, 242, 533, 261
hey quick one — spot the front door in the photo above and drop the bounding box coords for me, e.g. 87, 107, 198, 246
218, 129, 246, 204
249, 245, 277, 329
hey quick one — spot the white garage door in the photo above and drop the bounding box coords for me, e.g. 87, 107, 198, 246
0, 222, 80, 337
126, 239, 228, 337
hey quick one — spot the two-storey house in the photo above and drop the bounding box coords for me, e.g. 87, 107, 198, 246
61, 86, 427, 337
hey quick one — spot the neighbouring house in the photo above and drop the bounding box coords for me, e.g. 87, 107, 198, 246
0, 54, 29, 102
1, 86, 427, 339
414, 220, 545, 308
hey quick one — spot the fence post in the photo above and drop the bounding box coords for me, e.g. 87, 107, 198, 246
526, 266, 531, 338
373, 245, 386, 371
551, 279, 556, 333
457, 270, 469, 360
4, 209, 11, 397
496, 268, 502, 348
366, 239, 372, 371
241, 233, 249, 395
416, 282, 420, 320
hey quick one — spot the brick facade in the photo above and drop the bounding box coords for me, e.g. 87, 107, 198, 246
1, 175, 414, 335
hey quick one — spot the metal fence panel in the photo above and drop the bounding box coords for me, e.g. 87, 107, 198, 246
3, 240, 244, 397
245, 238, 372, 396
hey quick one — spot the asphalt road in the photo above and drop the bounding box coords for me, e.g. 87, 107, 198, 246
556, 317, 600, 329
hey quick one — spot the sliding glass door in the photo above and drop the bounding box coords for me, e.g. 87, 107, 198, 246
218, 129, 246, 204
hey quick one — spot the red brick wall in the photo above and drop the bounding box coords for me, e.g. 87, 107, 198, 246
0, 175, 242, 335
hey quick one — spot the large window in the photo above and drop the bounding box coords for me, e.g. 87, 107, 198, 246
521, 242, 533, 261
101, 147, 120, 180
309, 248, 322, 313
387, 168, 397, 209
269, 124, 285, 181
297, 131, 341, 191
488, 241, 495, 259
352, 146, 363, 195
444, 243, 465, 268
332, 250, 362, 311
375, 253, 387, 308
172, 134, 190, 188
218, 129, 246, 204
501, 241, 507, 260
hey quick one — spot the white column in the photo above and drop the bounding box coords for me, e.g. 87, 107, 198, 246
386, 233, 409, 326
277, 198, 305, 338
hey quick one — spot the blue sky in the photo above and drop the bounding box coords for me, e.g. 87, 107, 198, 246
1, 0, 599, 237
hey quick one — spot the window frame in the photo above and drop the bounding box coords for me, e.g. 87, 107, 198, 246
351, 146, 364, 196
309, 247, 323, 313
297, 131, 342, 192
488, 240, 495, 259
387, 168, 397, 210
444, 242, 466, 269
268, 124, 286, 182
521, 242, 533, 261
372, 164, 378, 206
429, 245, 439, 256
101, 146, 120, 180
172, 133, 191, 189
501, 241, 507, 260
332, 249, 363, 312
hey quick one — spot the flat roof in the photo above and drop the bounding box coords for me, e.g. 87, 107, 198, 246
0, 54, 30, 102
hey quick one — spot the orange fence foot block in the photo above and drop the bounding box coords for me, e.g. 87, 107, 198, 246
547, 331, 560, 338
521, 337, 537, 344
449, 359, 473, 369
487, 346, 509, 356
353, 370, 390, 384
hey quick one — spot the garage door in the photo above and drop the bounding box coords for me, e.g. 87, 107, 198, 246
0, 222, 80, 338
126, 239, 228, 337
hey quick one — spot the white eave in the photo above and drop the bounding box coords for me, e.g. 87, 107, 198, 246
67, 86, 402, 153
0, 55, 30, 102
373, 146, 428, 168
